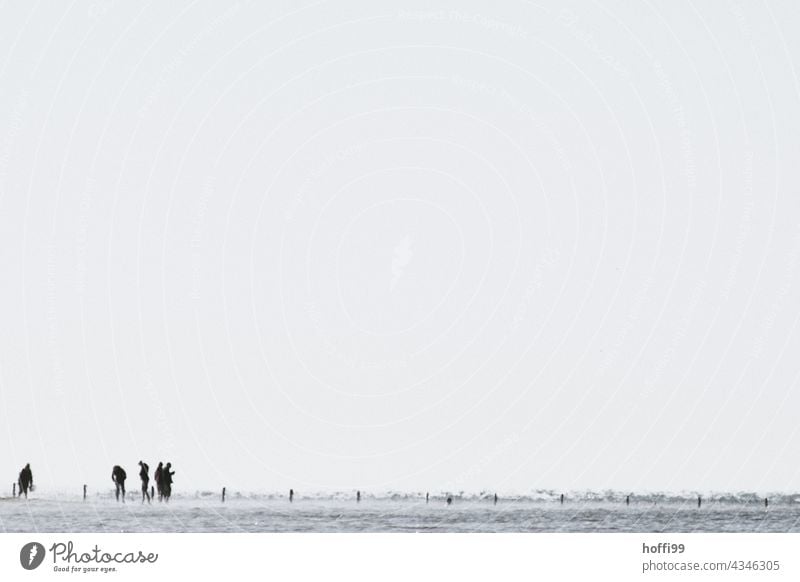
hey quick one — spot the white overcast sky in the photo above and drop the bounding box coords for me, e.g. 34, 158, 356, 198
1, 0, 799, 495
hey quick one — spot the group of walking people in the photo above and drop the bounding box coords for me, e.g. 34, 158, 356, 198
12, 461, 175, 503
111, 461, 175, 503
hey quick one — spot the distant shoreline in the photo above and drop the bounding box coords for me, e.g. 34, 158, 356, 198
2, 490, 798, 504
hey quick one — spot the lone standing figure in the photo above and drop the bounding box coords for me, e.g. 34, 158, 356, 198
18, 463, 33, 498
138, 461, 151, 504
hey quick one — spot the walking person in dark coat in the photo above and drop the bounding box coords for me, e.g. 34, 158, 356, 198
153, 462, 164, 501
111, 465, 127, 502
161, 462, 175, 501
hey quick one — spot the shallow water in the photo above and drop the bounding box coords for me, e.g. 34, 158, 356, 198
2, 494, 800, 532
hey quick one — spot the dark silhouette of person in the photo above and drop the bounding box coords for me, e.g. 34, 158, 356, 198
446, 495, 453, 505
426, 492, 429, 503
138, 461, 151, 504
153, 462, 164, 501
161, 462, 175, 501
493, 493, 498, 505
356, 490, 361, 503
289, 488, 294, 502
18, 463, 33, 498
111, 465, 127, 502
